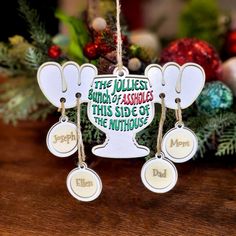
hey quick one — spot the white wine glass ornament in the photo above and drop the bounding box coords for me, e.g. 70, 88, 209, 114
38, 61, 205, 159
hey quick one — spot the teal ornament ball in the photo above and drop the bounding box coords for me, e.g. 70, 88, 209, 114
196, 81, 233, 114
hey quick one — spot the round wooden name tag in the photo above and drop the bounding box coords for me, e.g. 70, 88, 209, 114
46, 116, 78, 157
141, 154, 178, 193
67, 164, 102, 202
162, 123, 198, 163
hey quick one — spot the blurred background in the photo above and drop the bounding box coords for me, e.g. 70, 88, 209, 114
0, 0, 236, 40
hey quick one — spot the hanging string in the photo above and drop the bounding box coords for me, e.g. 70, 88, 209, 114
58, 100, 66, 118
116, 0, 123, 72
77, 95, 86, 166
175, 99, 183, 124
156, 96, 166, 156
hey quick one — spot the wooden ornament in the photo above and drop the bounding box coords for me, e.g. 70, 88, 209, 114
162, 123, 198, 163
141, 153, 178, 193
46, 116, 77, 158
67, 163, 102, 202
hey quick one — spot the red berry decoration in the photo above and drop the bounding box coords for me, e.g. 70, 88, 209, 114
83, 42, 99, 60
94, 34, 113, 55
224, 30, 236, 57
160, 38, 222, 81
98, 42, 113, 54
48, 45, 61, 59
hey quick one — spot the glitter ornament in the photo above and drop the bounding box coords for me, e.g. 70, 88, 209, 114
48, 45, 61, 59
128, 57, 141, 71
160, 38, 222, 81
196, 81, 233, 114
92, 17, 107, 32
83, 42, 99, 60
222, 57, 236, 96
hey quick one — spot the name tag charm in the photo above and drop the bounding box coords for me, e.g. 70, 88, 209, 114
46, 116, 78, 157
67, 163, 102, 202
162, 122, 198, 163
141, 153, 178, 193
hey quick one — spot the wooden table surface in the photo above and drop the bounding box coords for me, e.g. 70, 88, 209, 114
0, 120, 236, 236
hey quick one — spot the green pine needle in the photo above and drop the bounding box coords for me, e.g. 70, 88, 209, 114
0, 78, 50, 124
216, 126, 236, 156
25, 47, 46, 71
66, 105, 104, 144
18, 0, 50, 47
194, 112, 236, 157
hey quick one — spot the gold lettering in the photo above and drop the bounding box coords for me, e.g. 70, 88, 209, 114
53, 132, 76, 144
76, 178, 93, 187
170, 139, 190, 148
153, 169, 167, 178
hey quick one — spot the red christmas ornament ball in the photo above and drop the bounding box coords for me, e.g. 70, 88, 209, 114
160, 38, 222, 81
83, 42, 99, 60
48, 45, 61, 59
224, 30, 236, 57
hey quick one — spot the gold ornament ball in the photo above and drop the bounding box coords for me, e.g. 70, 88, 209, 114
92, 17, 107, 32
222, 57, 236, 96
128, 57, 142, 71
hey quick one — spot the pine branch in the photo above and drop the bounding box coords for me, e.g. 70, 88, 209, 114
0, 43, 9, 65
195, 112, 236, 157
0, 36, 38, 76
0, 77, 50, 124
28, 105, 54, 121
25, 47, 47, 71
66, 105, 104, 144
216, 126, 236, 156
0, 43, 18, 75
0, 43, 12, 75
18, 0, 50, 47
